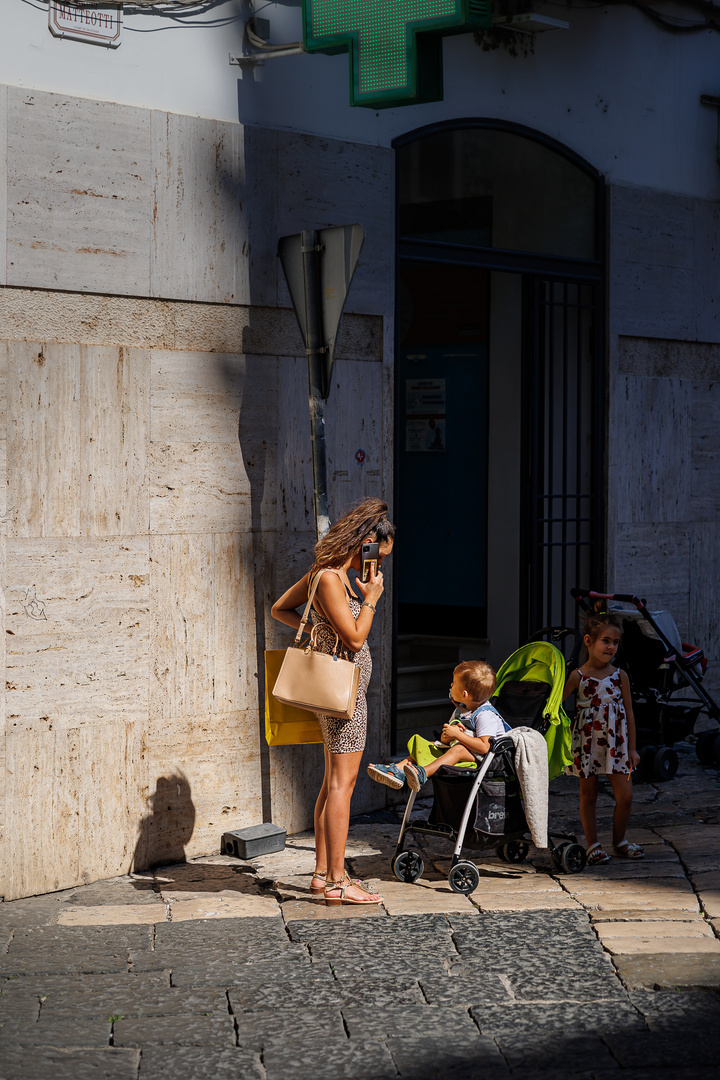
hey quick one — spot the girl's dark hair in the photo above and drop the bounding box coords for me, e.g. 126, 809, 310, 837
582, 611, 622, 642
310, 498, 396, 573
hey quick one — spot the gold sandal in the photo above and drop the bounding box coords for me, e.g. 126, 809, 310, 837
324, 872, 382, 906
310, 871, 327, 895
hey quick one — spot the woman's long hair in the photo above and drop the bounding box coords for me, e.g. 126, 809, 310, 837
310, 498, 396, 573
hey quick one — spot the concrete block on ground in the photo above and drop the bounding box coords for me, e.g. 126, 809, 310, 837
221, 824, 286, 860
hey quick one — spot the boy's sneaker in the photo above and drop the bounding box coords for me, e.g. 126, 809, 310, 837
403, 763, 427, 793
367, 763, 405, 790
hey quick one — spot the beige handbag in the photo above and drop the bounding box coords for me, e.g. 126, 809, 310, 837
272, 570, 361, 721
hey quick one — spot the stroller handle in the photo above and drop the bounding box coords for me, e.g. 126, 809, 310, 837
571, 588, 647, 609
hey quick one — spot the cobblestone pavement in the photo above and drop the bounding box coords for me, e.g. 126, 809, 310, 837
1, 740, 720, 1079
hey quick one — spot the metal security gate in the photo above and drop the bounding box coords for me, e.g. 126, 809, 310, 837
523, 278, 604, 637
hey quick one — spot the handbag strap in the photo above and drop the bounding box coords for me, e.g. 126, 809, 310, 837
294, 568, 333, 646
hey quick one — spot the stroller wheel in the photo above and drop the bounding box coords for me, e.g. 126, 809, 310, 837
498, 840, 529, 864
560, 842, 587, 874
652, 746, 678, 782
392, 850, 424, 884
448, 861, 480, 895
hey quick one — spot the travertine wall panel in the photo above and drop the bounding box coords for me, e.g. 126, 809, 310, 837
150, 532, 255, 722
80, 347, 150, 537
614, 522, 691, 637
8, 343, 150, 539
614, 376, 691, 525
142, 711, 262, 867
0, 343, 6, 865
690, 523, 720, 662
690, 380, 720, 521
325, 359, 384, 509
6, 91, 153, 295
9, 342, 81, 538
0, 86, 6, 288
5, 537, 150, 724
152, 113, 246, 305
5, 725, 82, 896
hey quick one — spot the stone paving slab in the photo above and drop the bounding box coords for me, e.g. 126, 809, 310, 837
137, 1045, 265, 1080
608, 1029, 720, 1068
261, 1033, 399, 1080
235, 1007, 346, 1051
628, 987, 720, 1029
1, 951, 131, 977
599, 933, 720, 955
0, 1017, 112, 1046
496, 1032, 618, 1072
0, 1045, 140, 1079
40, 987, 230, 1022
613, 953, 720, 989
113, 1013, 236, 1047
57, 905, 164, 926
472, 998, 646, 1036
387, 1033, 508, 1077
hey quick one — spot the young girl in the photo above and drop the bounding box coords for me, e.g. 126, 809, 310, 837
564, 613, 643, 865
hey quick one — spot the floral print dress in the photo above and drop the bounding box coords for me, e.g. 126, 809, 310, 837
567, 669, 630, 778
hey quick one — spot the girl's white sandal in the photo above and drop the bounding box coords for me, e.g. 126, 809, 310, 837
612, 840, 644, 859
586, 842, 611, 865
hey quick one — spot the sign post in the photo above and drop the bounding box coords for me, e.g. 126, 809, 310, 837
278, 224, 365, 539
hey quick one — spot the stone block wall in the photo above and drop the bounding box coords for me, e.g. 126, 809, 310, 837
0, 86, 394, 900
608, 184, 720, 699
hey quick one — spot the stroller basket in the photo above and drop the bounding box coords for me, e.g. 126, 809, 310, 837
428, 764, 526, 848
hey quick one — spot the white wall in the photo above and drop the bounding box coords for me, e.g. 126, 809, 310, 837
4, 2, 720, 197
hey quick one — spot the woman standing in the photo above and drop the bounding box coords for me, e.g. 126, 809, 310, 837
271, 498, 395, 905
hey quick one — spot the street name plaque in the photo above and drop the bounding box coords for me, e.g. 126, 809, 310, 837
49, 3, 123, 48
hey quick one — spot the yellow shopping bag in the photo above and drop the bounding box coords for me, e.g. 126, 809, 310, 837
264, 650, 324, 746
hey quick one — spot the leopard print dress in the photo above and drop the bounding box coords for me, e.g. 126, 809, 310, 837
310, 570, 372, 754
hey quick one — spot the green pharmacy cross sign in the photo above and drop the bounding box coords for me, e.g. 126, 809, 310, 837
302, 0, 492, 108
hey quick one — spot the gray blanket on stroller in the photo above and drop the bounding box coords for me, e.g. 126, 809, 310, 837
508, 727, 548, 849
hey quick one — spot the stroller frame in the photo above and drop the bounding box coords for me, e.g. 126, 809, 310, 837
392, 734, 586, 895
572, 588, 720, 777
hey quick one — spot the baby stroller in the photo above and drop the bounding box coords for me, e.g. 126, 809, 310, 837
571, 589, 720, 779
391, 642, 587, 895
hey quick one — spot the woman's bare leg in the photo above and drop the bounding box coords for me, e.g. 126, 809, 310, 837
324, 749, 380, 902
312, 746, 330, 878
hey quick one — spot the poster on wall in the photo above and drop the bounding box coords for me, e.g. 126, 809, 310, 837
405, 378, 446, 452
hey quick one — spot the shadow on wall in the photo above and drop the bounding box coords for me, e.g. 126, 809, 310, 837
132, 773, 196, 871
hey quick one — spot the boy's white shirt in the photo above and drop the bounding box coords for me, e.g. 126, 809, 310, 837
436, 702, 509, 746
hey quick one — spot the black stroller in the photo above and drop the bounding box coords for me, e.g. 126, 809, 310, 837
571, 589, 720, 779
391, 642, 587, 895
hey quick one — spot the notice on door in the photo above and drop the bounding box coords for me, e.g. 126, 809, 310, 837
405, 379, 446, 452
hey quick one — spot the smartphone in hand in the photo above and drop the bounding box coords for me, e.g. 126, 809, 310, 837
360, 542, 379, 583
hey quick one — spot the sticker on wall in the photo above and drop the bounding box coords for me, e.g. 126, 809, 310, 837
355, 449, 366, 466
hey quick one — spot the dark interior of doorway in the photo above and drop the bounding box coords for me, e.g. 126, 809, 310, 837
396, 260, 489, 639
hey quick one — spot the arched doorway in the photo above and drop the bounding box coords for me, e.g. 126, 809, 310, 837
393, 120, 605, 747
